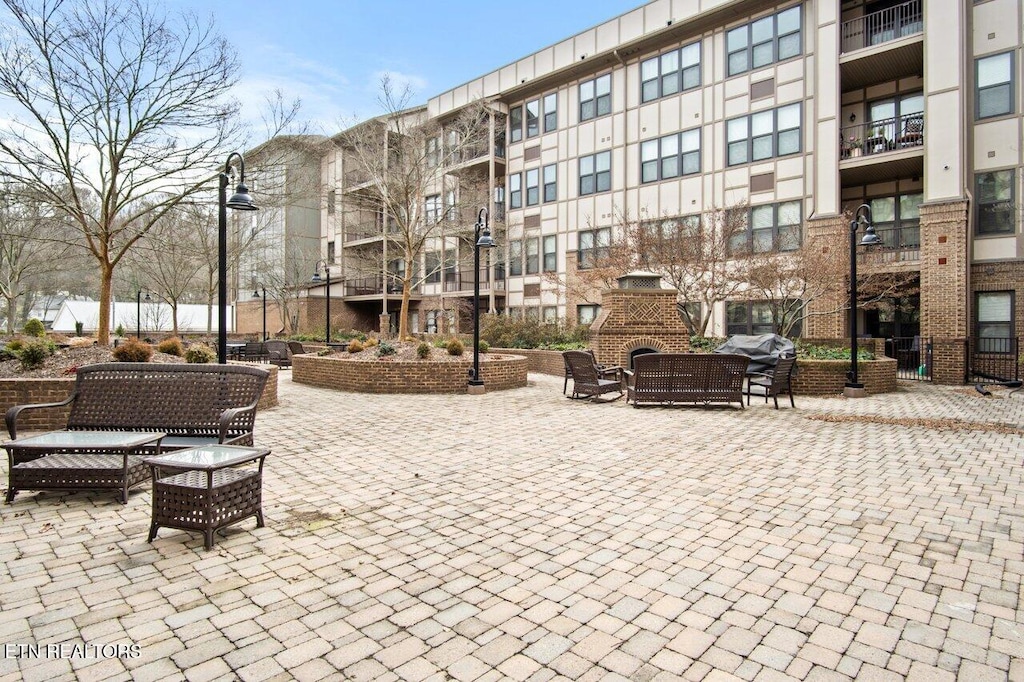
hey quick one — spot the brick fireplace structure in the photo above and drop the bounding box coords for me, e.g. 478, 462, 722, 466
590, 272, 690, 369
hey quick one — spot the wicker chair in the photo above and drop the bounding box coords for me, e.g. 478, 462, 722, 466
287, 341, 307, 357
563, 350, 624, 402
746, 354, 797, 409
265, 340, 292, 368
563, 349, 621, 395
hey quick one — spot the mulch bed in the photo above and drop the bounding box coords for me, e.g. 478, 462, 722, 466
0, 345, 184, 379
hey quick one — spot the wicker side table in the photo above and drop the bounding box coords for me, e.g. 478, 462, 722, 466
144, 445, 270, 549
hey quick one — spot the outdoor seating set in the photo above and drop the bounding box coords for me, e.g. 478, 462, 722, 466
563, 345, 796, 410
4, 363, 272, 549
228, 340, 305, 368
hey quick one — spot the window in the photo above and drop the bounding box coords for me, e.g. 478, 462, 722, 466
426, 310, 439, 334
727, 103, 801, 165
976, 52, 1014, 119
727, 5, 802, 76
525, 237, 540, 274
730, 201, 802, 253
508, 239, 523, 276
543, 235, 557, 272
976, 170, 1015, 235
425, 252, 441, 283
445, 189, 457, 222
641, 128, 701, 183
976, 291, 1014, 353
640, 214, 700, 262
425, 137, 440, 167
327, 241, 336, 264
641, 41, 701, 103
494, 185, 506, 220
543, 306, 558, 324
579, 74, 611, 121
679, 302, 702, 333
543, 164, 557, 202
578, 227, 610, 269
727, 301, 777, 336
579, 151, 611, 195
526, 98, 540, 138
526, 168, 540, 206
327, 189, 336, 215
577, 304, 601, 325
868, 193, 922, 248
509, 106, 523, 143
425, 194, 441, 224
544, 93, 557, 132
509, 174, 522, 209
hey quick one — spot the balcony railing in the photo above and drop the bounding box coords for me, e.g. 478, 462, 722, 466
436, 270, 506, 293
343, 223, 381, 242
841, 0, 922, 53
343, 168, 372, 188
859, 224, 920, 263
840, 111, 924, 159
343, 276, 421, 297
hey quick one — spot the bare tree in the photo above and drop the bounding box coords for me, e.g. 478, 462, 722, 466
0, 0, 242, 343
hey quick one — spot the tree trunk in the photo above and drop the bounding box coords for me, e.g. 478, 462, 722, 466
172, 303, 179, 337
398, 272, 412, 339
4, 294, 15, 334
97, 263, 114, 345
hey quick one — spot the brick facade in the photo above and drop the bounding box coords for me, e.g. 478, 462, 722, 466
803, 214, 848, 339
591, 288, 690, 368
292, 353, 528, 394
917, 201, 970, 383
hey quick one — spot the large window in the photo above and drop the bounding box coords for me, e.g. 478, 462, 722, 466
525, 237, 540, 274
508, 239, 523, 276
425, 137, 440, 167
641, 41, 701, 103
526, 99, 540, 138
543, 93, 558, 132
727, 103, 801, 165
726, 301, 799, 336
976, 52, 1014, 119
976, 291, 1014, 353
543, 164, 557, 202
526, 168, 540, 206
578, 304, 601, 325
730, 201, 802, 253
425, 194, 441, 224
579, 74, 611, 121
509, 173, 522, 210
976, 170, 1015, 235
509, 106, 523, 143
425, 252, 441, 283
869, 193, 922, 248
579, 151, 611, 196
578, 227, 610, 269
727, 5, 802, 76
641, 129, 701, 183
543, 235, 557, 272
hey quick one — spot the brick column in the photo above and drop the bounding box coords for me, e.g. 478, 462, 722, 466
919, 201, 969, 384
803, 214, 847, 338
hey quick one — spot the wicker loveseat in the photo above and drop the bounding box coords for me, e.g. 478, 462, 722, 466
4, 363, 269, 503
626, 353, 750, 408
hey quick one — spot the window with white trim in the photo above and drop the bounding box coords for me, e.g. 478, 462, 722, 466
543, 235, 557, 272
543, 164, 557, 202
526, 168, 540, 206
525, 237, 540, 274
526, 98, 540, 138
976, 52, 1014, 119
509, 173, 522, 210
509, 106, 523, 143
641, 41, 701, 103
976, 291, 1014, 353
577, 304, 601, 325
543, 93, 557, 132
579, 74, 611, 121
425, 194, 441, 224
729, 201, 802, 253
727, 103, 801, 166
508, 239, 523, 276
726, 5, 802, 76
578, 227, 610, 269
579, 151, 611, 196
641, 128, 701, 183
976, 169, 1015, 235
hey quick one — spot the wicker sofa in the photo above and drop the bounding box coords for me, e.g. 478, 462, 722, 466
626, 353, 750, 409
4, 363, 269, 503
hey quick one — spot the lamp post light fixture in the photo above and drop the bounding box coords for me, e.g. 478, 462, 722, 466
468, 207, 496, 394
218, 152, 258, 364
253, 286, 267, 341
845, 203, 882, 397
311, 260, 331, 344
136, 290, 151, 339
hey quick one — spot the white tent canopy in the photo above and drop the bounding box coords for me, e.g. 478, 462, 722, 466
50, 300, 233, 334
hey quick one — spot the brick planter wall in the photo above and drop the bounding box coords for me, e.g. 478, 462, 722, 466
492, 348, 564, 376
791, 357, 897, 396
292, 353, 528, 393
0, 364, 279, 435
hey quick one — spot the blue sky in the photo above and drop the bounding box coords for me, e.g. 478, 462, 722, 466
173, 0, 644, 135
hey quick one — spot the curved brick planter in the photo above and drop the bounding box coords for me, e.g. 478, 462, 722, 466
292, 353, 528, 394
0, 364, 279, 435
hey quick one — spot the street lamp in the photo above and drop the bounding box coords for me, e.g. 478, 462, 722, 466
136, 290, 151, 339
218, 152, 258, 363
846, 203, 882, 395
253, 287, 267, 341
311, 260, 331, 344
469, 207, 496, 393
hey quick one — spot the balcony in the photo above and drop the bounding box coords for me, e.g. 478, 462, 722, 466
839, 0, 922, 90
343, 168, 373, 190
343, 276, 421, 297
839, 112, 924, 186
446, 137, 507, 176
859, 224, 920, 265
343, 222, 382, 242
429, 270, 507, 294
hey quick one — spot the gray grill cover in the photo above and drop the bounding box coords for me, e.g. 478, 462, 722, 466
713, 334, 795, 374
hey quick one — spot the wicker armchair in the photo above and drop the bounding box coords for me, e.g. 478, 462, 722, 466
563, 349, 621, 395
563, 350, 624, 402
265, 340, 292, 368
746, 354, 797, 409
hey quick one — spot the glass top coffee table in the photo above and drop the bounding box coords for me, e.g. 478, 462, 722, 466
4, 430, 165, 504
144, 444, 271, 550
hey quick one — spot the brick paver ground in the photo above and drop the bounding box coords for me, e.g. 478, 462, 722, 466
0, 373, 1021, 681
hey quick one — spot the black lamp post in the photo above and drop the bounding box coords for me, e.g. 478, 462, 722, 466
218, 152, 258, 364
846, 203, 882, 392
311, 260, 331, 344
469, 208, 496, 391
253, 287, 267, 341
136, 290, 150, 339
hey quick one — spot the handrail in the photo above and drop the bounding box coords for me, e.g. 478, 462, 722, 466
841, 0, 922, 53
840, 111, 924, 158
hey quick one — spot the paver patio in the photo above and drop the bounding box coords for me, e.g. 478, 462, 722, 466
0, 372, 1021, 681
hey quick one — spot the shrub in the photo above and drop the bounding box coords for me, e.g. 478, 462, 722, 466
114, 324, 126, 337
347, 339, 364, 353
112, 338, 153, 362
74, 321, 84, 337
478, 340, 489, 353
6, 339, 24, 352
689, 336, 726, 353
479, 314, 588, 350
156, 337, 184, 356
433, 337, 448, 349
364, 337, 378, 347
184, 344, 215, 363
376, 341, 396, 357
19, 340, 51, 370
446, 338, 465, 356
22, 318, 45, 337
416, 342, 431, 359
0, 346, 17, 361
793, 342, 874, 360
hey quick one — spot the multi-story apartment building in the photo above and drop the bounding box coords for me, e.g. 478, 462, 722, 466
294, 0, 1021, 384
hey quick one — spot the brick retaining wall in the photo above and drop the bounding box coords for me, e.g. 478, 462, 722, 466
791, 357, 897, 396
492, 348, 564, 376
292, 354, 528, 393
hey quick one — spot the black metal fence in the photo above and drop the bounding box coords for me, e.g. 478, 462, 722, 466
885, 336, 932, 381
967, 337, 1020, 383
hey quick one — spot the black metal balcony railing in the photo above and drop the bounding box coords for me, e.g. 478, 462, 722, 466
343, 223, 381, 242
343, 276, 421, 297
343, 168, 372, 188
840, 112, 924, 159
841, 0, 922, 53
859, 224, 920, 263
441, 270, 506, 293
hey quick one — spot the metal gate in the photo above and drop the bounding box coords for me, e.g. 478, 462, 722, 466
967, 337, 1019, 383
885, 336, 932, 381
